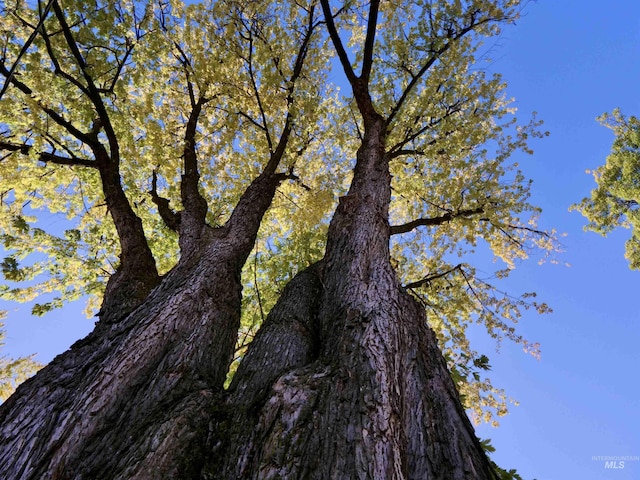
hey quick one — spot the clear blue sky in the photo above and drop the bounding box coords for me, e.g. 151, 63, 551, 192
2, 1, 639, 479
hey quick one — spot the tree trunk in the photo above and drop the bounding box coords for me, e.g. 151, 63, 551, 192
209, 117, 497, 479
0, 169, 284, 479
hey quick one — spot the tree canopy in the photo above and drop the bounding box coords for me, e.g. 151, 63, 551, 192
0, 0, 557, 424
574, 109, 640, 270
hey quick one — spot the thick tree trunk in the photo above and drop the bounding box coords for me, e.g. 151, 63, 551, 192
0, 117, 496, 479
0, 169, 284, 480
207, 117, 497, 479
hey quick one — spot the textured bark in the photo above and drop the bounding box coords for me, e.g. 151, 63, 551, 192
0, 167, 284, 479
203, 116, 497, 479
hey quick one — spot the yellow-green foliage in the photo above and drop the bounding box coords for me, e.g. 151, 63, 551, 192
573, 109, 640, 270
0, 0, 559, 423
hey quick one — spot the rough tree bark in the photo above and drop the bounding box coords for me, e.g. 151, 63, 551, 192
210, 107, 496, 480
205, 1, 499, 476
0, 165, 287, 479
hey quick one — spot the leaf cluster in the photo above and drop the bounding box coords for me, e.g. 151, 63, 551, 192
573, 109, 640, 269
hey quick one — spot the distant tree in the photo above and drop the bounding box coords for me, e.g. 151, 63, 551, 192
574, 109, 640, 269
0, 0, 555, 478
0, 310, 41, 401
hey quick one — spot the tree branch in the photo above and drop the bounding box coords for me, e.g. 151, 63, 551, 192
51, 0, 119, 160
360, 0, 380, 83
150, 170, 180, 232
244, 25, 273, 153
319, 0, 357, 84
180, 96, 209, 229
266, 4, 317, 175
0, 140, 96, 168
390, 206, 485, 235
388, 101, 464, 158
0, 0, 55, 101
405, 264, 463, 290
39, 20, 91, 97
386, 13, 498, 126
0, 63, 95, 145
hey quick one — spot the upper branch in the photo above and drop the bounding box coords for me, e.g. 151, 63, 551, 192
319, 0, 356, 84
0, 0, 55, 101
388, 105, 462, 159
386, 43, 450, 126
0, 63, 95, 145
386, 13, 500, 126
51, 0, 119, 160
267, 4, 317, 175
360, 0, 380, 83
40, 21, 91, 97
390, 206, 485, 235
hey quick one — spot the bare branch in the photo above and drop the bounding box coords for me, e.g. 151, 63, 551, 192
390, 206, 485, 235
319, 0, 357, 84
405, 264, 463, 290
149, 170, 180, 231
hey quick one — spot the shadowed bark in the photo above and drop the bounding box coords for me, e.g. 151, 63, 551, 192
205, 117, 496, 480
0, 166, 286, 479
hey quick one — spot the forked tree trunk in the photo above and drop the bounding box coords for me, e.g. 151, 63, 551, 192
210, 117, 497, 479
0, 170, 285, 480
0, 120, 497, 480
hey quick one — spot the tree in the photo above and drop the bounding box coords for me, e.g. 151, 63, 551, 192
0, 0, 554, 478
574, 109, 640, 269
0, 310, 41, 401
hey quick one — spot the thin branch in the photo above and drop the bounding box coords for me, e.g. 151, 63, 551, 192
266, 4, 317, 175
0, 64, 94, 145
0, 140, 96, 167
479, 218, 552, 248
319, 0, 357, 84
51, 0, 119, 159
388, 102, 463, 158
390, 206, 485, 235
0, 0, 55, 101
253, 250, 265, 323
386, 15, 497, 126
244, 26, 273, 153
237, 110, 267, 132
360, 0, 380, 83
39, 20, 91, 96
405, 263, 463, 290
